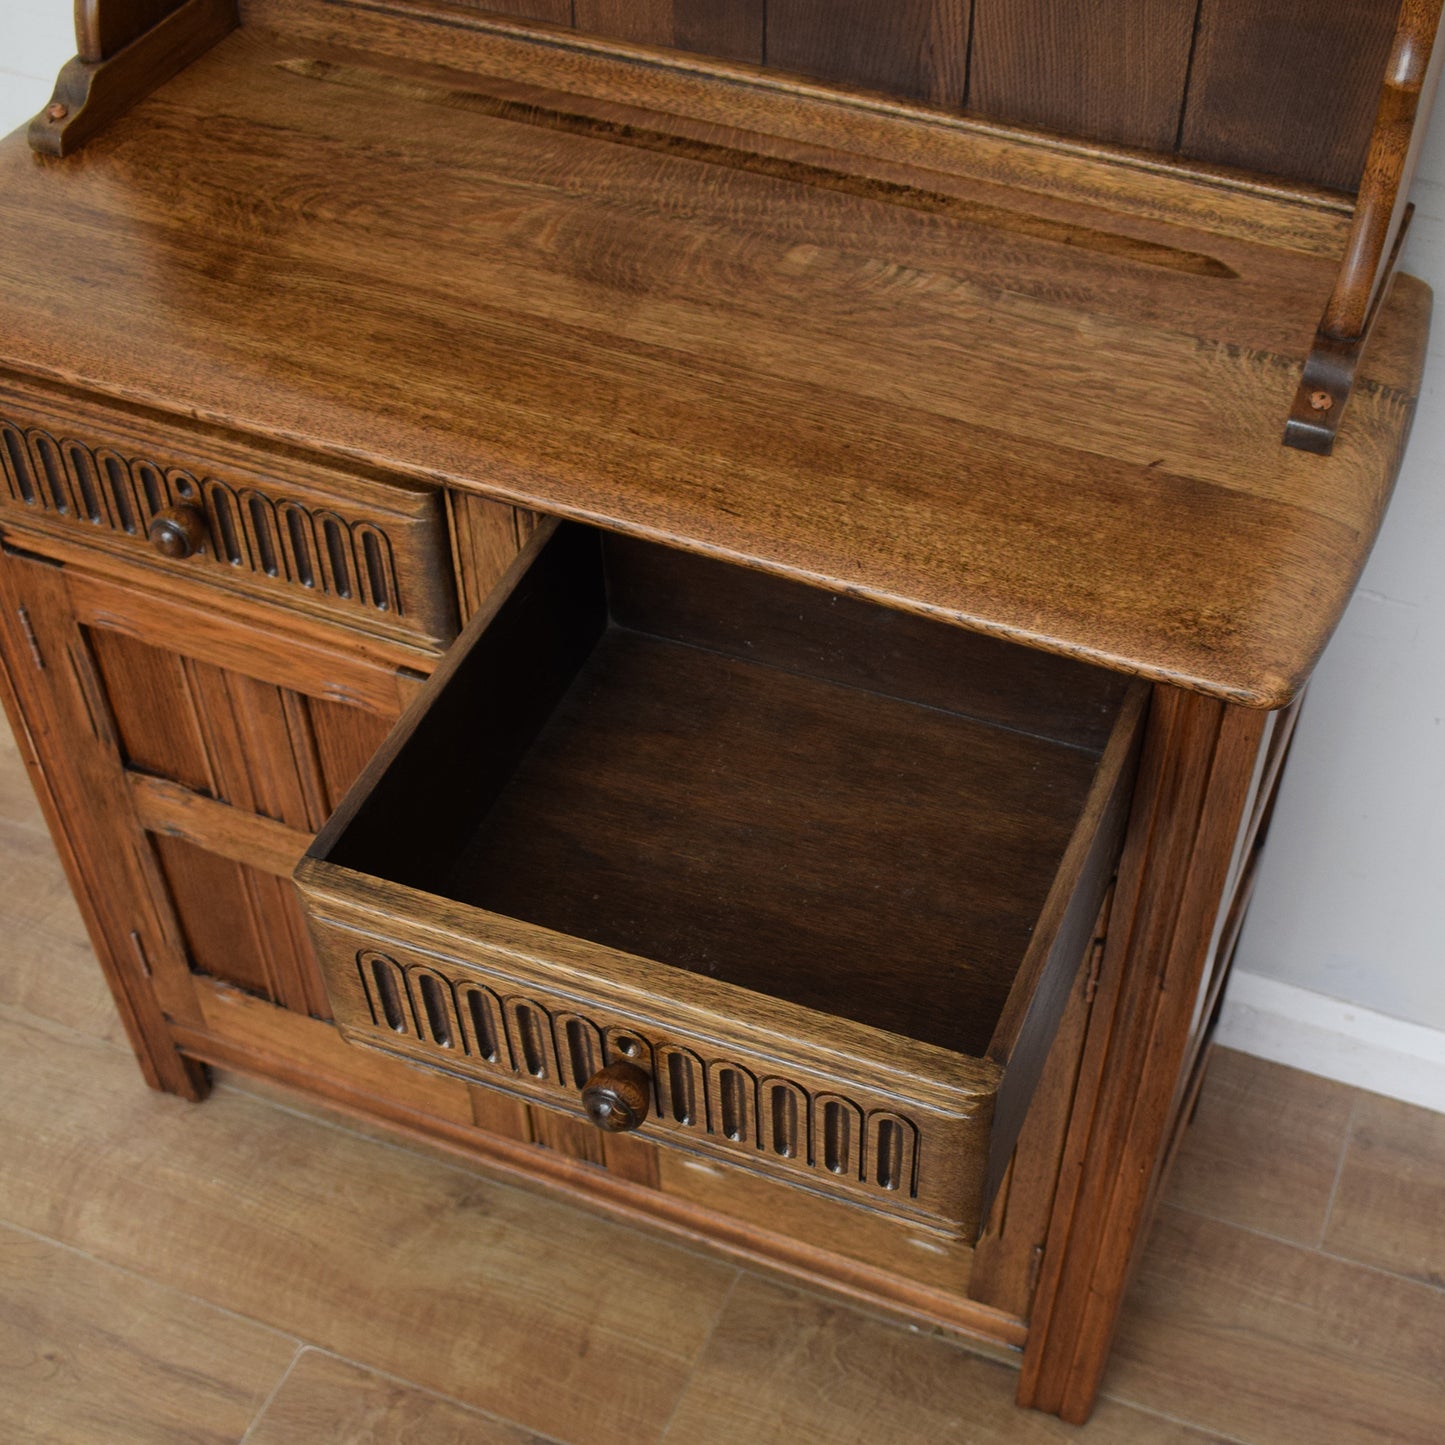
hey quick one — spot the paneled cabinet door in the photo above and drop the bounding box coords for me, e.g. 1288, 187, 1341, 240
0, 541, 416, 1095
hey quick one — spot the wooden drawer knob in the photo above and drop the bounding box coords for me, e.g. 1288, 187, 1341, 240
148, 505, 207, 560
582, 1061, 651, 1133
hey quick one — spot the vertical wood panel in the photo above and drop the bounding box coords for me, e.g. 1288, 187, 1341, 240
573, 0, 673, 47
571, 1, 764, 63
969, 0, 1198, 151
86, 629, 213, 795
458, 0, 573, 23
675, 0, 766, 64
152, 834, 271, 996
767, 0, 972, 108
306, 697, 397, 815
1180, 0, 1399, 189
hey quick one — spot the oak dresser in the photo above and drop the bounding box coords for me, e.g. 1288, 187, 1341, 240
1, 0, 1440, 1421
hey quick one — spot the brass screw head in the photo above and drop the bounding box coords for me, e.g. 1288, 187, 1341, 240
1308, 390, 1334, 412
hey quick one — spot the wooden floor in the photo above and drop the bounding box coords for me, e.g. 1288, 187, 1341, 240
2, 720, 1443, 1444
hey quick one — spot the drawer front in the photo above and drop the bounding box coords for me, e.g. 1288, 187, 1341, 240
301, 875, 998, 1237
0, 382, 456, 649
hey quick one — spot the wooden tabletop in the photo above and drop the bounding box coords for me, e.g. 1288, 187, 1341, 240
0, 20, 1432, 706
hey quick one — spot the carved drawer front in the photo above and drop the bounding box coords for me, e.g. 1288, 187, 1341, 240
296, 521, 1147, 1239
0, 384, 456, 649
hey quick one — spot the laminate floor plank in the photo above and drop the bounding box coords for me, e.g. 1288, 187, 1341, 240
0, 816, 129, 1046
660, 1274, 1222, 1443
1164, 1048, 1356, 1246
0, 1221, 298, 1445
0, 718, 44, 831
0, 1004, 735, 1445
1323, 1092, 1445, 1288
242, 1350, 549, 1444
1106, 1205, 1445, 1445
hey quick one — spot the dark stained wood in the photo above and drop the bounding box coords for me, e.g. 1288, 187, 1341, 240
766, 0, 970, 108
459, 0, 572, 23
582, 1061, 653, 1132
77, 0, 191, 62
572, 1, 763, 66
1182, 0, 1399, 190
31, 0, 238, 157
969, 0, 1197, 151
325, 524, 1115, 1058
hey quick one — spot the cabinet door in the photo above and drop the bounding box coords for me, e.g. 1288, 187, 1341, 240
0, 542, 417, 1091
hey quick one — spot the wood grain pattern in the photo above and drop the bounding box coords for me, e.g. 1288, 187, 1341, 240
0, 814, 130, 1045
969, 0, 1197, 151
1018, 689, 1271, 1421
77, 1, 192, 62
580, 0, 763, 56
247, 0, 1362, 256
0, 548, 209, 1097
0, 1002, 736, 1445
1324, 1092, 1445, 1287
662, 1274, 1217, 1443
1181, 0, 1400, 191
244, 1350, 544, 1445
0, 380, 459, 651
1110, 1206, 1445, 1445
30, 0, 238, 157
0, 1223, 296, 1445
1164, 1048, 1354, 1247
0, 26, 1426, 704
767, 0, 970, 108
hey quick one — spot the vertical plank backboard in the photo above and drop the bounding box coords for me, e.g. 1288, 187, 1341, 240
766, 0, 972, 108
450, 0, 573, 22
572, 1, 765, 63
1181, 0, 1399, 190
968, 0, 1198, 151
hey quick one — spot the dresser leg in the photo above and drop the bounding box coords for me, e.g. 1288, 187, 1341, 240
1016, 688, 1268, 1421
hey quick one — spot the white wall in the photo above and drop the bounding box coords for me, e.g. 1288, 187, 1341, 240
0, 0, 71, 120
1218, 110, 1445, 1102
1, 4, 1443, 1101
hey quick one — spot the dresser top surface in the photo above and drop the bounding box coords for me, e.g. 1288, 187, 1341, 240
0, 21, 1432, 706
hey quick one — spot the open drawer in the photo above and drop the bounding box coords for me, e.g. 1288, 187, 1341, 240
295, 521, 1147, 1238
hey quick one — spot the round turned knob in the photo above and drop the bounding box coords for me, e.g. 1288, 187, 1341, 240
148, 505, 208, 560
582, 1061, 652, 1133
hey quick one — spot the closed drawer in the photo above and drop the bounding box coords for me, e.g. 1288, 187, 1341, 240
0, 381, 456, 649
296, 521, 1146, 1238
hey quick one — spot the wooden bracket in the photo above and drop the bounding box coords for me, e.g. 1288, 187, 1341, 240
27, 0, 238, 159
1285, 0, 1444, 454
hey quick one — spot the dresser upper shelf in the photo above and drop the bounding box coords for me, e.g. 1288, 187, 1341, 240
0, 11, 1433, 707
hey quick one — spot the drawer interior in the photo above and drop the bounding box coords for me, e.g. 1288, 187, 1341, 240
303, 521, 1145, 1234
326, 525, 1130, 1056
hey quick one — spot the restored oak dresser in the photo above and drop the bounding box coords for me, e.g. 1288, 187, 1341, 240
1, 0, 1440, 1422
